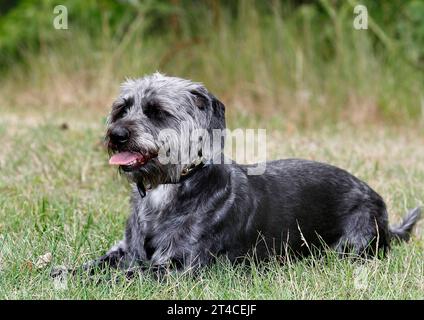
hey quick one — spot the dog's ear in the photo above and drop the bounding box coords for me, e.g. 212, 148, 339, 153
190, 88, 209, 110
190, 88, 226, 130
208, 93, 226, 130
190, 88, 226, 155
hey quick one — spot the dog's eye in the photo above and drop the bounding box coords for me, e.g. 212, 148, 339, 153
143, 102, 167, 120
110, 97, 133, 121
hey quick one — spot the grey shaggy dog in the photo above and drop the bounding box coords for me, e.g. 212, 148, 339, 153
55, 73, 421, 277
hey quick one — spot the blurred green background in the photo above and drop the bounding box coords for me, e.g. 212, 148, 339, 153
1, 0, 423, 128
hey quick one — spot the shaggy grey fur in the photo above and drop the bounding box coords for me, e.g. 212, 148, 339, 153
53, 73, 422, 277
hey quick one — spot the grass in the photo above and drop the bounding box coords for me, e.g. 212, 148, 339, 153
0, 0, 423, 300
0, 111, 422, 299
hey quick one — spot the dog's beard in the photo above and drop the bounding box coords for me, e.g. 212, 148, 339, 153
110, 129, 206, 191
125, 159, 181, 189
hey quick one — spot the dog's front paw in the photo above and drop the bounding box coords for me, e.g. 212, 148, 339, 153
50, 265, 74, 278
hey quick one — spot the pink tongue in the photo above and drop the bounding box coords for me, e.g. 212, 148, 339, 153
109, 152, 141, 165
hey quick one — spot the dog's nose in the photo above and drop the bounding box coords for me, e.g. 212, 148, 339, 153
109, 127, 130, 145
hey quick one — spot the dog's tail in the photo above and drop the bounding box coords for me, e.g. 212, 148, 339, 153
389, 207, 422, 242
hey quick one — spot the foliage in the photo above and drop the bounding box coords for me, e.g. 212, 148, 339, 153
0, 0, 423, 125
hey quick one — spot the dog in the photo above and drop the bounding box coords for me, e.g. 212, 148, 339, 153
56, 73, 422, 276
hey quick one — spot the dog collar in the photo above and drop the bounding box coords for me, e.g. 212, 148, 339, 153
179, 157, 207, 180
136, 157, 209, 198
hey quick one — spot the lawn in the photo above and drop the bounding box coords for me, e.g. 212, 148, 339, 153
0, 111, 422, 299
0, 0, 423, 301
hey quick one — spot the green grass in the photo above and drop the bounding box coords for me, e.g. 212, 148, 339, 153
0, 0, 423, 300
0, 112, 422, 299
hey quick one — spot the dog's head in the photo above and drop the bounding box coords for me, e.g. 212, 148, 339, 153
105, 72, 225, 188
